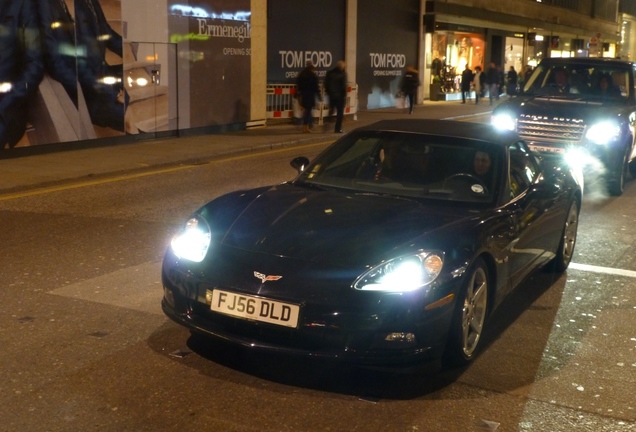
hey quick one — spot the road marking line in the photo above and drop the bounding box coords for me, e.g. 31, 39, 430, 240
0, 166, 190, 200
569, 262, 636, 278
443, 111, 492, 121
0, 141, 331, 201
48, 261, 164, 316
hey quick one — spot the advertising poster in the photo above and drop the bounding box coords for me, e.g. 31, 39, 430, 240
168, 0, 251, 128
355, 0, 419, 110
1, 0, 125, 150
267, 0, 346, 84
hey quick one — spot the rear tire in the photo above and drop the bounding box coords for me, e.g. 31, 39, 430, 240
445, 258, 489, 367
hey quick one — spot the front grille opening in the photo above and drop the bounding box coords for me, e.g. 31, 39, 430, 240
517, 117, 586, 142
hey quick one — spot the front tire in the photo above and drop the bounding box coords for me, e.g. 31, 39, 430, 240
445, 258, 489, 367
608, 150, 628, 196
629, 157, 636, 179
550, 199, 579, 272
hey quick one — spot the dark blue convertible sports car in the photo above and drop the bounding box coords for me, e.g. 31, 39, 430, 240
161, 119, 582, 371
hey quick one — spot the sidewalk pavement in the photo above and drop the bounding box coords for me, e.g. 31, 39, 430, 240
0, 101, 493, 195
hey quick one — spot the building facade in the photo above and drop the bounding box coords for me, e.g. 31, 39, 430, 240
619, 0, 636, 61
0, 0, 623, 154
422, 0, 621, 99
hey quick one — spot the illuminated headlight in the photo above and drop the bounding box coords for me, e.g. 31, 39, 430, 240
170, 216, 211, 262
492, 113, 516, 131
353, 252, 444, 292
564, 147, 592, 168
585, 121, 621, 145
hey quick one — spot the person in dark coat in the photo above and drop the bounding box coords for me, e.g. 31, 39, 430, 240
595, 73, 621, 99
460, 64, 473, 104
506, 66, 518, 97
296, 62, 319, 133
400, 65, 420, 114
325, 60, 347, 133
0, 0, 44, 149
431, 55, 443, 83
486, 62, 500, 106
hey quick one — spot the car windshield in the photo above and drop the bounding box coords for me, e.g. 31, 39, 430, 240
523, 62, 631, 102
295, 131, 503, 204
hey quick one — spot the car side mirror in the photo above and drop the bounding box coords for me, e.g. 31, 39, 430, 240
291, 156, 310, 173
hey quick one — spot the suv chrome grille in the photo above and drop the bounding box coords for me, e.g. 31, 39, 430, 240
516, 115, 586, 142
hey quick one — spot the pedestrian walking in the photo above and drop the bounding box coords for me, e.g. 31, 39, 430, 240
473, 66, 484, 104
486, 62, 500, 106
506, 66, 518, 97
460, 64, 473, 104
296, 62, 320, 133
325, 60, 347, 133
400, 65, 420, 114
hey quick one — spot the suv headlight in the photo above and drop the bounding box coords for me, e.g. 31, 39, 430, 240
170, 216, 211, 262
353, 252, 444, 292
585, 121, 621, 145
492, 113, 516, 131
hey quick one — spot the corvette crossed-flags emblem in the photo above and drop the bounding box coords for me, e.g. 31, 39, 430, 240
254, 271, 283, 283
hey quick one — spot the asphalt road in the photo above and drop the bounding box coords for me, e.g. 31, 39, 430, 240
0, 107, 635, 432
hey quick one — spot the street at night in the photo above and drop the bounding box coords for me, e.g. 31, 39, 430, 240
0, 104, 634, 431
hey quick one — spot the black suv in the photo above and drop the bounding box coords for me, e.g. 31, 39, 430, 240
492, 57, 636, 196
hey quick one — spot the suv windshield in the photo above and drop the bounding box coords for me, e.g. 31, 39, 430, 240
523, 62, 631, 102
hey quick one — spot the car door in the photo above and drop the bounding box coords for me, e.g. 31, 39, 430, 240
505, 141, 560, 288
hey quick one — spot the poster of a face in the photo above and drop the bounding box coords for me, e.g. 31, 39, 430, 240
0, 0, 126, 150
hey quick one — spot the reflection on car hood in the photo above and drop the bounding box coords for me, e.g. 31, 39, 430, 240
221, 184, 473, 266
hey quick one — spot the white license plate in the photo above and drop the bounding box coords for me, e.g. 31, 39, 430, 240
528, 145, 565, 154
210, 289, 300, 328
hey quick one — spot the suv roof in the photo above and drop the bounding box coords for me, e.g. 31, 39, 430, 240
539, 57, 636, 68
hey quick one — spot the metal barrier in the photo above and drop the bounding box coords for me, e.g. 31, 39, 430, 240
266, 83, 358, 124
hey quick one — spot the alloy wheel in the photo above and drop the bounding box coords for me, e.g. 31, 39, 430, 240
461, 266, 488, 357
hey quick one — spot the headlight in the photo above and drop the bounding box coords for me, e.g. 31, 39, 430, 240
564, 147, 592, 168
170, 216, 211, 262
353, 252, 444, 292
492, 113, 516, 131
585, 121, 621, 145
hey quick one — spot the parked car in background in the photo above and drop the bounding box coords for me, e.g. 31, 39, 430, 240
161, 119, 582, 372
492, 57, 636, 196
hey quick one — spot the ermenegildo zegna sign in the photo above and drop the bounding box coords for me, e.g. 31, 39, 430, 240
195, 17, 252, 44
169, 0, 252, 128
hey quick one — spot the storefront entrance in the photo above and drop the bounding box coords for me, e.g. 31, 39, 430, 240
430, 25, 485, 101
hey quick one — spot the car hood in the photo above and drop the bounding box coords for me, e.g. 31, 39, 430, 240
499, 95, 627, 120
220, 183, 475, 266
